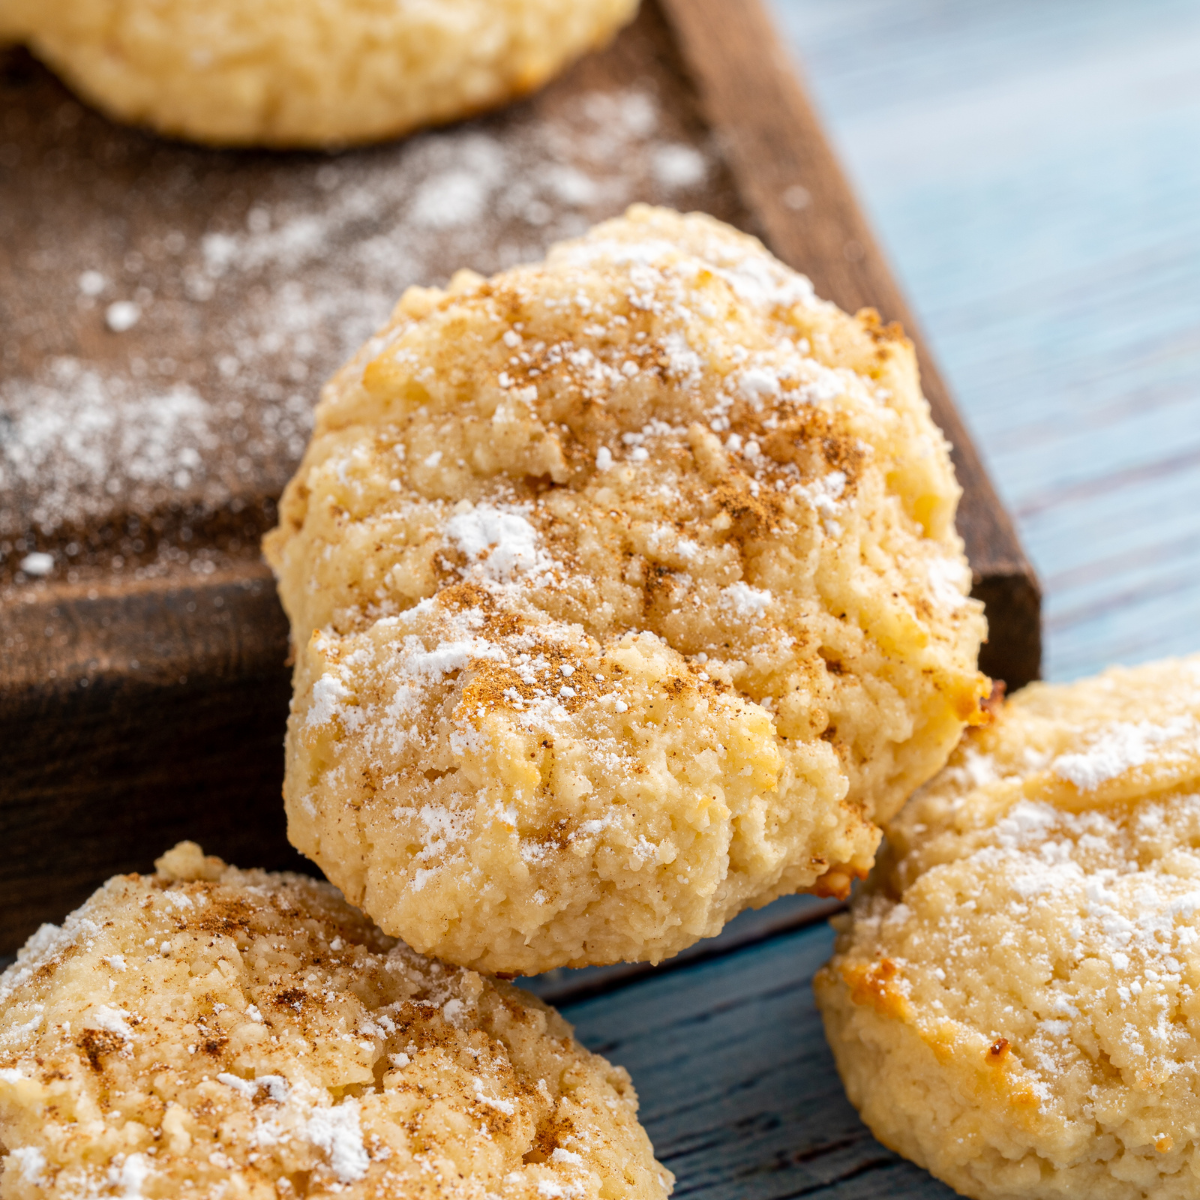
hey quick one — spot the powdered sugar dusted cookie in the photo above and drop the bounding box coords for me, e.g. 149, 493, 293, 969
264, 205, 988, 974
816, 655, 1200, 1200
0, 0, 637, 147
0, 842, 670, 1200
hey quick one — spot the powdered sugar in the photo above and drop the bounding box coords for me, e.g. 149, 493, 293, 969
0, 360, 216, 538
4, 82, 725, 583
86, 1005, 135, 1040
446, 503, 551, 583
651, 143, 708, 191
306, 1100, 369, 1183
306, 674, 355, 731
869, 785, 1200, 1109
9, 1147, 46, 1185
111, 1152, 152, 1198
473, 1078, 517, 1115
1052, 717, 1198, 790
720, 582, 773, 619
927, 555, 971, 612
790, 470, 847, 536
712, 253, 815, 312
738, 366, 781, 404
217, 1072, 259, 1100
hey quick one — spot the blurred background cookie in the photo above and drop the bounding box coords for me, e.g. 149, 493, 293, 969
817, 654, 1200, 1200
0, 841, 670, 1199
0, 0, 638, 146
265, 205, 988, 975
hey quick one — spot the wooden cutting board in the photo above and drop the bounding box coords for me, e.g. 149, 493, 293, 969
0, 0, 1039, 954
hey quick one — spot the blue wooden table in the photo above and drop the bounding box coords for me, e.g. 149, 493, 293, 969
529, 3, 1200, 1195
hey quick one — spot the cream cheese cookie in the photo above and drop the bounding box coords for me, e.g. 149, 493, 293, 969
264, 205, 988, 974
0, 842, 670, 1200
0, 0, 637, 147
816, 655, 1200, 1200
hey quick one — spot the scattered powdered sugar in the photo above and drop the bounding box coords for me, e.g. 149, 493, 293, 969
954, 745, 1002, 789
217, 1072, 258, 1100
9, 1147, 46, 1185
216, 1071, 290, 1104
651, 143, 708, 191
0, 922, 74, 1007
401, 803, 475, 887
537, 1181, 587, 1199
738, 366, 781, 404
4, 83, 726, 582
445, 503, 552, 582
905, 790, 1200, 1094
661, 331, 702, 385
306, 674, 355, 731
473, 1077, 517, 1115
110, 1152, 152, 1198
991, 799, 1061, 850
1052, 717, 1198, 790
712, 252, 815, 312
0, 360, 217, 538
258, 1075, 290, 1102
411, 163, 502, 232
18, 551, 53, 576
306, 1100, 369, 1183
927, 555, 971, 612
790, 470, 847, 536
720, 582, 773, 620
86, 1005, 135, 1040
105, 301, 141, 333
0, 1009, 43, 1044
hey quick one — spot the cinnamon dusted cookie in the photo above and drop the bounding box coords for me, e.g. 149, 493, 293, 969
264, 205, 988, 974
817, 655, 1200, 1200
0, 842, 670, 1200
0, 0, 637, 147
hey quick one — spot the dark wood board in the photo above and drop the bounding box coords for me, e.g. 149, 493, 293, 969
0, 0, 1039, 954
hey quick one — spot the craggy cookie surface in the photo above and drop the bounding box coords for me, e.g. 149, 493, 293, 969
0, 0, 636, 147
0, 843, 669, 1200
817, 656, 1200, 1200
265, 205, 987, 974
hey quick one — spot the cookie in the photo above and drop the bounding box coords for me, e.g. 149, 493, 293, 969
816, 655, 1200, 1200
264, 205, 988, 974
0, 0, 637, 147
0, 842, 671, 1200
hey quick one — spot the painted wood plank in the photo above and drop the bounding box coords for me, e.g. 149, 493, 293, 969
522, 894, 841, 1006
770, 0, 1200, 683
550, 922, 956, 1199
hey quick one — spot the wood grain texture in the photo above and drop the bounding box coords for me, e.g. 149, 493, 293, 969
524, 894, 842, 1007
657, 0, 1041, 690
769, 0, 1200, 683
0, 567, 312, 949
